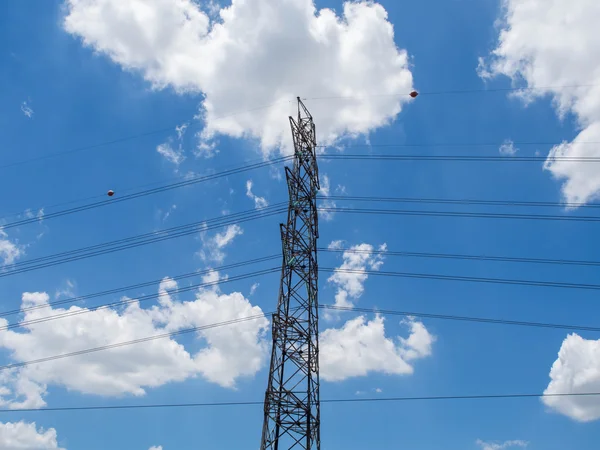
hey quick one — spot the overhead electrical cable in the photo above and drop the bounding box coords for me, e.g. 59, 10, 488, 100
303, 83, 600, 101
0, 312, 275, 371
317, 141, 600, 149
320, 246, 600, 268
0, 99, 291, 170
322, 206, 600, 222
321, 154, 600, 162
1, 391, 599, 414
322, 306, 600, 333
0, 255, 280, 318
1, 302, 598, 372
0, 205, 287, 278
0, 268, 280, 333
322, 268, 600, 292
324, 195, 600, 210
1, 157, 291, 230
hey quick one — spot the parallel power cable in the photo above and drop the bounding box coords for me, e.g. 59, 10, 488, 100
1, 157, 291, 230
1, 302, 598, 373
317, 141, 600, 149
0, 204, 287, 278
0, 312, 274, 371
0, 267, 280, 332
0, 255, 280, 318
3, 256, 600, 334
322, 206, 600, 222
303, 83, 600, 101
0, 99, 291, 170
324, 195, 600, 210
321, 267, 600, 292
321, 154, 600, 162
1, 392, 599, 414
320, 246, 600, 268
322, 306, 600, 333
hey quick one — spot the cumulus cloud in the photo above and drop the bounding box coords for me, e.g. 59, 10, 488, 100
0, 421, 63, 449
320, 315, 434, 381
476, 440, 528, 450
198, 224, 244, 264
0, 230, 23, 266
63, 0, 415, 155
246, 180, 269, 209
479, 0, 600, 204
327, 242, 386, 309
542, 333, 600, 422
499, 139, 518, 156
0, 281, 268, 408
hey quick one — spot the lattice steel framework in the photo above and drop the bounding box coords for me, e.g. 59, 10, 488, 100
260, 98, 321, 450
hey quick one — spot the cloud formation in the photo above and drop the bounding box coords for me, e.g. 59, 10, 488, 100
0, 279, 268, 408
63, 0, 414, 154
246, 180, 269, 209
479, 0, 600, 203
476, 440, 528, 450
198, 224, 244, 264
320, 315, 435, 381
542, 333, 600, 422
327, 242, 386, 309
0, 230, 23, 266
0, 421, 63, 449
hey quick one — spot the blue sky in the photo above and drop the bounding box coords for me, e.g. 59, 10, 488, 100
1, 0, 599, 449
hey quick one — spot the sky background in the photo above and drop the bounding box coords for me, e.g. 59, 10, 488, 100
0, 0, 599, 449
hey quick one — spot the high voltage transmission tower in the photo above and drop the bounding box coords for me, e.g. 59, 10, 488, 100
260, 98, 321, 450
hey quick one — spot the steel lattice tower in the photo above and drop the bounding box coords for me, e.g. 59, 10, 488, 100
260, 98, 321, 450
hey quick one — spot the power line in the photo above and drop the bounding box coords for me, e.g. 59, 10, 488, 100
322, 306, 600, 333
323, 206, 600, 222
322, 154, 600, 162
1, 300, 597, 373
320, 246, 600, 268
1, 392, 598, 414
0, 100, 291, 171
1, 157, 291, 230
0, 312, 274, 372
0, 268, 280, 333
325, 195, 600, 210
5, 254, 600, 334
0, 255, 280, 318
322, 267, 600, 292
0, 205, 287, 278
303, 83, 600, 101
318, 141, 600, 149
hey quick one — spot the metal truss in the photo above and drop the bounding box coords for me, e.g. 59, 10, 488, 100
260, 98, 321, 450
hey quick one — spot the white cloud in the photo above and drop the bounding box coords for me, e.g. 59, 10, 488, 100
198, 224, 244, 264
542, 333, 600, 422
246, 180, 269, 209
157, 142, 185, 167
327, 242, 386, 309
249, 283, 260, 296
0, 230, 23, 266
63, 0, 414, 155
149, 447, 163, 450
20, 101, 34, 119
0, 281, 268, 408
499, 139, 518, 156
0, 421, 63, 449
479, 0, 600, 204
320, 315, 434, 381
319, 175, 337, 222
476, 440, 528, 450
